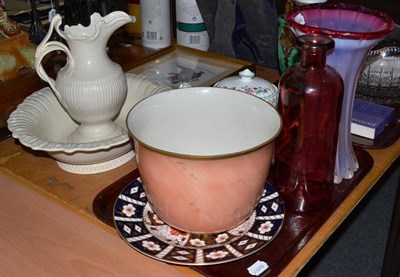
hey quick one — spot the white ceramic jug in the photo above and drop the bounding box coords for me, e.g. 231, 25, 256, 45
35, 12, 133, 143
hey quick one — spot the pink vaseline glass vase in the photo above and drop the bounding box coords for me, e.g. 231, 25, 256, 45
285, 3, 394, 183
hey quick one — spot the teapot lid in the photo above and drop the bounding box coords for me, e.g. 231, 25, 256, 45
213, 68, 279, 108
214, 69, 275, 91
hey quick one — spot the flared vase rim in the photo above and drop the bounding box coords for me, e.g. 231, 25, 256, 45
285, 2, 395, 40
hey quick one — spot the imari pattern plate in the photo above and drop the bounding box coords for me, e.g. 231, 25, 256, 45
113, 178, 285, 266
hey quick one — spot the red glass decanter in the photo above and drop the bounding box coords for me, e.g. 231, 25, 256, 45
275, 34, 344, 213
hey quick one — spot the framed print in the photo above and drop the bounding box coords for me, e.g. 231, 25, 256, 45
127, 45, 254, 88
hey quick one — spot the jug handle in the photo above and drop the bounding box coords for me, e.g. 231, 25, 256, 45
35, 42, 74, 102
34, 14, 74, 105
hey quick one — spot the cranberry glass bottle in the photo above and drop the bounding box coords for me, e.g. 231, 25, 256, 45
275, 34, 344, 213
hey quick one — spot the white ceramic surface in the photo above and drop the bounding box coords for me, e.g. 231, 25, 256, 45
214, 69, 279, 108
127, 87, 282, 233
129, 87, 281, 156
35, 12, 132, 143
8, 74, 170, 174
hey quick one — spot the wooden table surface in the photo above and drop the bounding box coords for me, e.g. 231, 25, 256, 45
1, 131, 399, 276
0, 41, 399, 276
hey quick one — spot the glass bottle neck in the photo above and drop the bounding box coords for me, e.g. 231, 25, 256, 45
301, 45, 327, 67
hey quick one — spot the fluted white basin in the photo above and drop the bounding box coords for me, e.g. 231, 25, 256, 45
8, 74, 170, 174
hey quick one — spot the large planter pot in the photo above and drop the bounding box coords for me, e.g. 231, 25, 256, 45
127, 87, 281, 233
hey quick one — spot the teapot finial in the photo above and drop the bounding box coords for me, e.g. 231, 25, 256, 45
239, 69, 255, 80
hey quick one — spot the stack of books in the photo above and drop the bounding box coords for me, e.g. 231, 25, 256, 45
351, 99, 395, 139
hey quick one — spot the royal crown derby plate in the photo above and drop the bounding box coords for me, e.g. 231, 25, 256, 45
113, 178, 285, 266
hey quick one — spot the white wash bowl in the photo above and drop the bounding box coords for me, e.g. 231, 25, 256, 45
8, 74, 170, 174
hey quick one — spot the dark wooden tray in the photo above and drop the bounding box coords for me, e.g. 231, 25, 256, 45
92, 146, 373, 276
